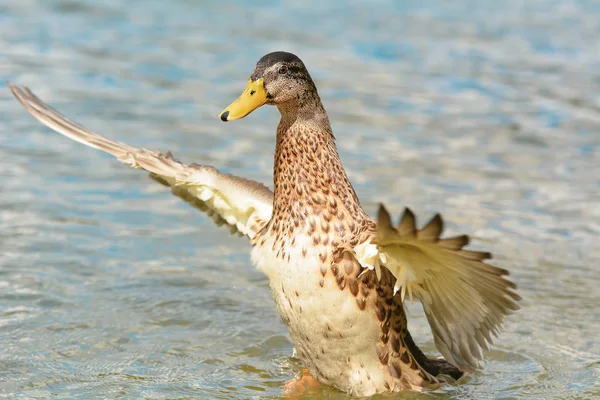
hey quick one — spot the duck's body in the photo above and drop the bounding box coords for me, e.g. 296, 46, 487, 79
249, 84, 441, 394
251, 120, 386, 394
8, 51, 519, 397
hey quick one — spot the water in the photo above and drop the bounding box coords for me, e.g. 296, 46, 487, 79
1, 0, 599, 398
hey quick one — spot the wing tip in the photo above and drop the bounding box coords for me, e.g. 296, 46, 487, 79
377, 203, 393, 229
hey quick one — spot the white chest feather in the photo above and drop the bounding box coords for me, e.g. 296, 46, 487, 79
251, 232, 387, 396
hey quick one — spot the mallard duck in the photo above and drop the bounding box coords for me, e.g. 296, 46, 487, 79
8, 51, 519, 397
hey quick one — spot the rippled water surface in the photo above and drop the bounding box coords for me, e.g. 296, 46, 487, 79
1, 0, 599, 398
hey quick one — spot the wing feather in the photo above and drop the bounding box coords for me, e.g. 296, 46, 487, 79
357, 204, 520, 370
8, 82, 273, 239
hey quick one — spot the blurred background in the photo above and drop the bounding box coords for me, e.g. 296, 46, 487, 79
0, 0, 599, 398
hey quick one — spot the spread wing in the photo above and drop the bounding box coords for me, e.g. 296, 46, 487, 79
8, 83, 273, 239
355, 205, 520, 370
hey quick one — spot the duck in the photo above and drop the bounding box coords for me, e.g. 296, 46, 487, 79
8, 51, 520, 397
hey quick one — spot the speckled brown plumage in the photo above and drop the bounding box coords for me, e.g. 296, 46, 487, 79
330, 247, 464, 391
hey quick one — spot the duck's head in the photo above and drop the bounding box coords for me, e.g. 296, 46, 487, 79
220, 51, 317, 122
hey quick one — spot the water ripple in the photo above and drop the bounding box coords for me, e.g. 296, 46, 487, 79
1, 0, 599, 398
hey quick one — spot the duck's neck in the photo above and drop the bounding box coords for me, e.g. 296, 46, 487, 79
271, 98, 363, 224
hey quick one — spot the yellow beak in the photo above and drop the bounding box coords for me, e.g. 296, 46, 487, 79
220, 78, 267, 121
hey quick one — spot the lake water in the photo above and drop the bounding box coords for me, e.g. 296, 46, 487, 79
1, 0, 599, 398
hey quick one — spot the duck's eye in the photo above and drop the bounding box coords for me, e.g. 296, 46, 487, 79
278, 65, 288, 75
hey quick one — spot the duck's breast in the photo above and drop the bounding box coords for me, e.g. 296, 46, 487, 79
251, 232, 387, 396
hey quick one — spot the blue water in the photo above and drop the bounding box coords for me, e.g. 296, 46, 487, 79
1, 0, 599, 398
